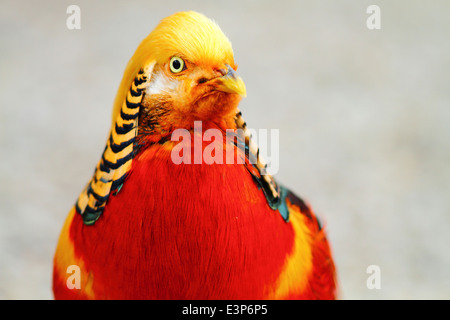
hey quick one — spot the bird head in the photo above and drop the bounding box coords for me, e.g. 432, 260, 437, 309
112, 11, 246, 135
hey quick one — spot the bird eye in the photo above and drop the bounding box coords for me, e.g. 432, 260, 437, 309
169, 56, 185, 73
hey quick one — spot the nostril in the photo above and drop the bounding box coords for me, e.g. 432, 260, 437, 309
198, 77, 208, 84
216, 68, 227, 76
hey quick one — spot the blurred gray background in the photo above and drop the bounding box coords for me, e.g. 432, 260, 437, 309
1, 0, 449, 299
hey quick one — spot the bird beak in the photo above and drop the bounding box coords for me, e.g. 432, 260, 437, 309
215, 65, 247, 97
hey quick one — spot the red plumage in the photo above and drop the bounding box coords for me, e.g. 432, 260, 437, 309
53, 133, 336, 299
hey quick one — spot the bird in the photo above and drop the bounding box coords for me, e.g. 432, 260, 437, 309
53, 11, 337, 300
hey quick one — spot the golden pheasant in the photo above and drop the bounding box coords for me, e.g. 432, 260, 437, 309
53, 11, 337, 299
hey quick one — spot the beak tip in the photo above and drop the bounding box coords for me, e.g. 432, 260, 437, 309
213, 65, 247, 97
220, 76, 247, 97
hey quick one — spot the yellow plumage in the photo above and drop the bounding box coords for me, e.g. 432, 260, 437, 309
112, 11, 234, 125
